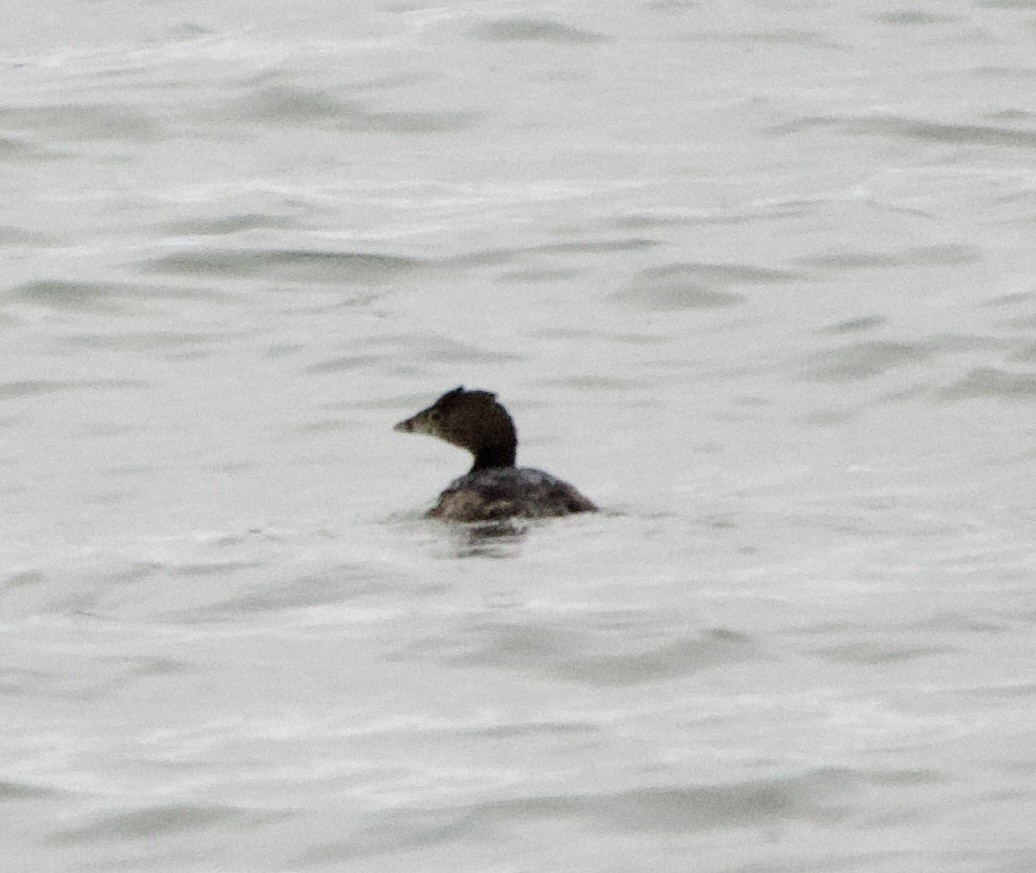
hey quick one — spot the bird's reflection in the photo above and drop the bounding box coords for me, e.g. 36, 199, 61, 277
446, 519, 531, 558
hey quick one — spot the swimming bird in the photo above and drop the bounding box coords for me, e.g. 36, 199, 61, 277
394, 386, 598, 522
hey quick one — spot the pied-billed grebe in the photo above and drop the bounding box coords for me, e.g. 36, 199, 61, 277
394, 386, 598, 522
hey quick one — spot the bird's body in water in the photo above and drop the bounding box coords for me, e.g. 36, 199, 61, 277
394, 387, 598, 522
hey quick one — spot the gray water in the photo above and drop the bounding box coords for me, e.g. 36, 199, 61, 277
3, 1, 1036, 870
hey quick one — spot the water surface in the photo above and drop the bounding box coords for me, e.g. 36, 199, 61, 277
2, 2, 1035, 871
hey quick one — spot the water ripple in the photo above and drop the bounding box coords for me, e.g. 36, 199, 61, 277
51, 803, 287, 845
236, 84, 483, 134
806, 340, 928, 382
14, 280, 137, 313
619, 262, 800, 311
0, 104, 158, 143
940, 367, 1036, 400
0, 780, 62, 800
410, 614, 760, 686
140, 248, 425, 283
777, 115, 1036, 150
299, 767, 895, 863
472, 18, 610, 44
0, 379, 147, 400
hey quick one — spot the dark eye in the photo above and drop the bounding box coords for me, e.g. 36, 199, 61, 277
429, 410, 441, 424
